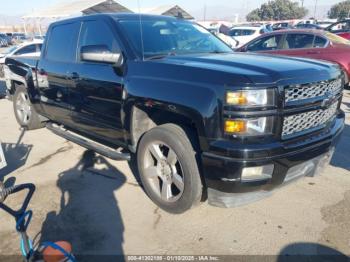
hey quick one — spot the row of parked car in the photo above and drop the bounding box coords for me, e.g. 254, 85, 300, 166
0, 32, 29, 47
211, 19, 350, 86
224, 19, 350, 48
0, 40, 43, 78
273, 19, 350, 39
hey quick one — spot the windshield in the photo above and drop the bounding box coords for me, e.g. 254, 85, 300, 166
328, 21, 350, 31
325, 32, 350, 45
229, 29, 255, 36
118, 19, 233, 59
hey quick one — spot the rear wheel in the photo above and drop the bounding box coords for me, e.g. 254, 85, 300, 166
137, 124, 202, 214
13, 85, 45, 130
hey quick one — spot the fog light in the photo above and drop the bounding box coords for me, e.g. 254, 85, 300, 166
225, 120, 246, 133
241, 164, 274, 181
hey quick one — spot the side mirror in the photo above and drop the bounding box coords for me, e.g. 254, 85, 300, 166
80, 45, 123, 66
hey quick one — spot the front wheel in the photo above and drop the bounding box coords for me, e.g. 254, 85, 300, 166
13, 85, 45, 130
137, 124, 203, 214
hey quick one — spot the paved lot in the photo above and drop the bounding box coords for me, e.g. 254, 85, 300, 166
0, 82, 349, 260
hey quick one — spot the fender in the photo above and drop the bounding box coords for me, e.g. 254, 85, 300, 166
123, 76, 221, 152
5, 57, 39, 99
5, 57, 42, 112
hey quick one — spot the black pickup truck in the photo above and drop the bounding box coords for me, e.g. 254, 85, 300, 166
4, 14, 345, 213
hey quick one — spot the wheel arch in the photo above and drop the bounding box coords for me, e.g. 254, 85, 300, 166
126, 101, 207, 154
5, 57, 37, 99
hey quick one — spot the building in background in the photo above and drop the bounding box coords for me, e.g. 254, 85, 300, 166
21, 0, 132, 35
136, 5, 194, 20
23, 0, 132, 18
17, 1, 195, 35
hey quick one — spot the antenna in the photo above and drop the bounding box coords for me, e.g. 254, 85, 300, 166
137, 0, 145, 61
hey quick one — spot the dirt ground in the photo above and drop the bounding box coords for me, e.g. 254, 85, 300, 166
0, 80, 349, 261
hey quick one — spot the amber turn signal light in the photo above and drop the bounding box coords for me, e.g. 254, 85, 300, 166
225, 120, 247, 133
226, 92, 248, 105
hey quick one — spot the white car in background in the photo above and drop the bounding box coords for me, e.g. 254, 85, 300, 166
228, 26, 268, 48
316, 20, 338, 29
216, 33, 239, 49
0, 40, 43, 78
207, 27, 239, 49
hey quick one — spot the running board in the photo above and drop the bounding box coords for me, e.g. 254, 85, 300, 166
46, 123, 130, 161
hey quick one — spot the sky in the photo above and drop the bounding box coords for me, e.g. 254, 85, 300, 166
0, 0, 346, 17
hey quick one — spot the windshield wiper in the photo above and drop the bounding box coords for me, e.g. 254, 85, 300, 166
145, 52, 177, 61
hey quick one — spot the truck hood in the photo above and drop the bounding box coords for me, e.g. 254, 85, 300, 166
156, 52, 340, 86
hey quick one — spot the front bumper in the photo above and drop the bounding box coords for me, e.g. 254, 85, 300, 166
201, 111, 345, 208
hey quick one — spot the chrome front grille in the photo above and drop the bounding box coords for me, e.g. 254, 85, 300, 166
282, 102, 338, 138
285, 78, 342, 104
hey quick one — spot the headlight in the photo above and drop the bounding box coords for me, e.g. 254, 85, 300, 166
226, 89, 275, 107
225, 117, 274, 136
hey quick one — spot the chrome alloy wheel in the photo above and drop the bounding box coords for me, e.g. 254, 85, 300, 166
143, 142, 185, 202
16, 92, 32, 125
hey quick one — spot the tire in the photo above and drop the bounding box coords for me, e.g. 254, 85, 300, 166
13, 85, 45, 130
137, 124, 202, 214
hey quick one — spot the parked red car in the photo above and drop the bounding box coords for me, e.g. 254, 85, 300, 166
237, 29, 350, 85
326, 20, 350, 40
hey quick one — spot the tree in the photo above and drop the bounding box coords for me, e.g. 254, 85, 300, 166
328, 0, 350, 20
246, 9, 261, 21
246, 0, 308, 21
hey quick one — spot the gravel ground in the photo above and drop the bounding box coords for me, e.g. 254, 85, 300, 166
0, 82, 349, 261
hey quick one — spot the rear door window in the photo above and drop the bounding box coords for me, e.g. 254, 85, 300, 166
313, 36, 327, 48
284, 34, 315, 49
45, 22, 80, 62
